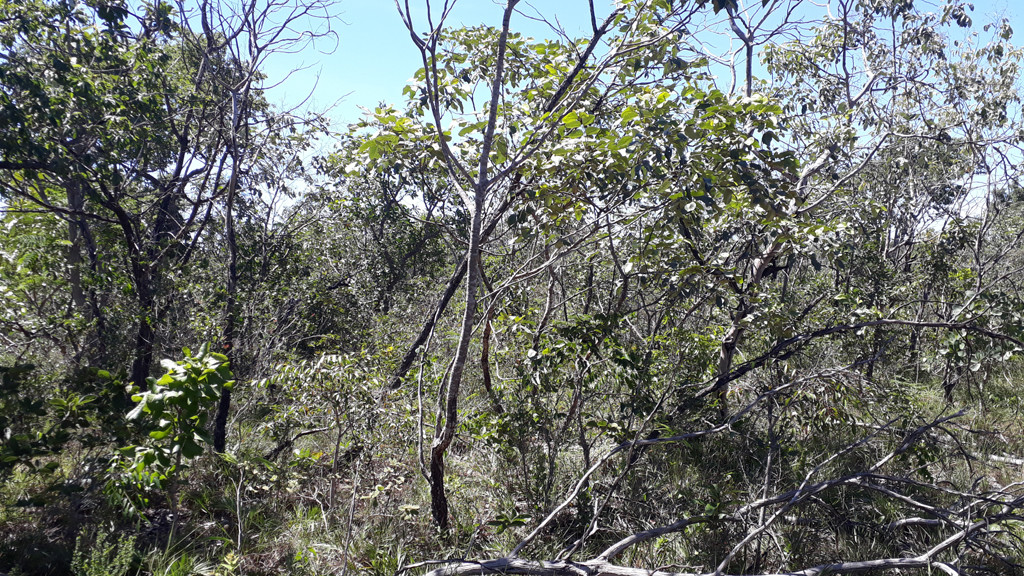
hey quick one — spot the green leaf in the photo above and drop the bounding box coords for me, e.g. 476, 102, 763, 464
180, 438, 203, 459
126, 399, 147, 420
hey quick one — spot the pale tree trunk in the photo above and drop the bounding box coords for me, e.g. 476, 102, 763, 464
424, 0, 519, 533
428, 193, 483, 529
401, 0, 638, 531
66, 180, 87, 315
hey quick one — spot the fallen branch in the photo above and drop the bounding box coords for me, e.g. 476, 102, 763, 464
415, 555, 962, 576
264, 426, 332, 460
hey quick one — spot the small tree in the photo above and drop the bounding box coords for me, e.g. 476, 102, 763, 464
116, 344, 234, 537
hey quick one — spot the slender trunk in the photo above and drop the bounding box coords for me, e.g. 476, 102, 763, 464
130, 267, 156, 388
715, 302, 749, 418
534, 259, 556, 351
909, 284, 931, 369
583, 264, 594, 315
215, 80, 249, 451
122, 188, 176, 388
214, 170, 239, 453
66, 180, 87, 315
726, 6, 753, 97
330, 406, 344, 509
744, 41, 753, 98
942, 355, 956, 403
429, 193, 483, 530
213, 381, 232, 453
128, 194, 176, 387
64, 140, 93, 327
107, 198, 156, 388
422, 0, 518, 531
865, 328, 879, 382
388, 185, 520, 390
80, 222, 108, 360
390, 259, 467, 389
428, 446, 450, 530
66, 179, 111, 364
481, 306, 503, 414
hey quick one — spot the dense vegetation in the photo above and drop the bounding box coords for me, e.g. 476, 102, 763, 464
2, 0, 1024, 574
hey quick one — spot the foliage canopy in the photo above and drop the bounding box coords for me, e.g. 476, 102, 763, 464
2, 0, 1024, 575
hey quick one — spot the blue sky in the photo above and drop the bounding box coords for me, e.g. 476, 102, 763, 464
262, 1, 599, 128
261, 0, 1024, 130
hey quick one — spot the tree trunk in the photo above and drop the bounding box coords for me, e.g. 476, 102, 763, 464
715, 301, 749, 418
65, 178, 112, 364
214, 170, 239, 453
130, 270, 156, 388
428, 191, 483, 531
66, 180, 87, 316
120, 189, 176, 388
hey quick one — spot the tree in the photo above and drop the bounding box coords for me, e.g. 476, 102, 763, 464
350, 0, 770, 531
1, 0, 236, 386
192, 0, 339, 453
3, 0, 1024, 574
355, 0, 1024, 572
0, 0, 336, 397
